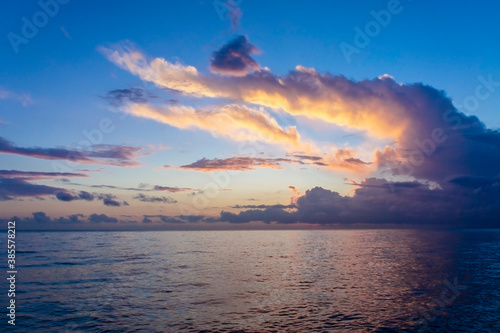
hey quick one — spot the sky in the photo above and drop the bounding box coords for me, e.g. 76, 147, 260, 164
1, 0, 500, 230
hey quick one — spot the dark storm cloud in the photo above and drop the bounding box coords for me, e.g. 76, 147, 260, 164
220, 178, 500, 227
209, 35, 260, 76
0, 136, 145, 167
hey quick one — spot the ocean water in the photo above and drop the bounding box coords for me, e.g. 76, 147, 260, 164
2, 229, 500, 332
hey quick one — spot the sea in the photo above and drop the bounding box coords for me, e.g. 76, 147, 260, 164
1, 229, 500, 332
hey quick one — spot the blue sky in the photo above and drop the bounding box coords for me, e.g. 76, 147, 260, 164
1, 0, 500, 229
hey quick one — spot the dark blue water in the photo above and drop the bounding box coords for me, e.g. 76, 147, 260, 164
1, 229, 500, 332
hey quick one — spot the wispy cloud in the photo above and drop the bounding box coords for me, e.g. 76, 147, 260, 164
133, 193, 177, 203
227, 0, 242, 30
0, 88, 34, 106
121, 103, 304, 150
0, 169, 86, 201
153, 185, 197, 193
178, 156, 304, 171
0, 136, 147, 167
60, 26, 72, 39
0, 170, 87, 179
0, 177, 70, 201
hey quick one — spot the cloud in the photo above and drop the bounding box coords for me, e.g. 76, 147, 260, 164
220, 178, 500, 227
287, 154, 324, 162
153, 185, 197, 193
103, 197, 122, 206
178, 156, 303, 171
54, 190, 127, 207
220, 206, 296, 224
133, 193, 177, 203
210, 35, 260, 76
0, 88, 34, 106
288, 185, 301, 205
0, 136, 146, 167
4, 212, 85, 225
143, 214, 215, 224
65, 182, 191, 194
344, 158, 372, 165
0, 212, 121, 230
88, 213, 118, 223
0, 170, 87, 179
227, 0, 242, 30
231, 204, 296, 209
2, 212, 119, 226
0, 177, 70, 201
0, 170, 87, 201
60, 26, 72, 39
121, 103, 303, 150
101, 44, 408, 140
104, 88, 154, 106
102, 38, 500, 223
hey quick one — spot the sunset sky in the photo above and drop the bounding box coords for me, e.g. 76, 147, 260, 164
2, 0, 500, 229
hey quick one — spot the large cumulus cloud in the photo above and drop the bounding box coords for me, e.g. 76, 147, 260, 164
101, 37, 500, 227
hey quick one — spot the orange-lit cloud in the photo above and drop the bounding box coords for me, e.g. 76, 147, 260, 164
104, 42, 500, 183
288, 185, 301, 205
102, 45, 410, 140
123, 103, 304, 149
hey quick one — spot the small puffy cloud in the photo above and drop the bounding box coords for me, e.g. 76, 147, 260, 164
54, 190, 127, 207
210, 35, 260, 76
